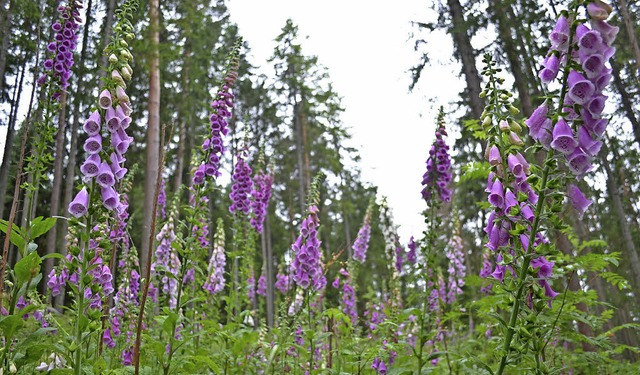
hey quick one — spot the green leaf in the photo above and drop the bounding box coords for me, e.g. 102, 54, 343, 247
0, 219, 25, 250
0, 314, 24, 339
30, 216, 57, 240
14, 251, 41, 287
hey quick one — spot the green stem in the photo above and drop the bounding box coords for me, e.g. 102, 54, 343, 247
496, 160, 551, 375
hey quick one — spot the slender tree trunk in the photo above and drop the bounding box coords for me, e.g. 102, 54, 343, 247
173, 43, 190, 193
446, 0, 484, 119
610, 60, 640, 146
261, 224, 274, 327
602, 142, 640, 291
490, 0, 533, 116
616, 0, 640, 85
294, 100, 306, 212
99, 0, 116, 74
0, 0, 15, 95
140, 0, 161, 275
44, 90, 68, 291
0, 58, 25, 219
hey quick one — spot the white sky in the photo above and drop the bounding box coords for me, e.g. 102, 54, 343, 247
227, 0, 464, 242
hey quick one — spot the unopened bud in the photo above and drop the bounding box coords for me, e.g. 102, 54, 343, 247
482, 116, 492, 127
109, 54, 118, 64
508, 131, 524, 146
499, 120, 510, 131
508, 105, 520, 115
510, 120, 522, 133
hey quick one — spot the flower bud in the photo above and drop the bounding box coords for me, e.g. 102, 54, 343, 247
109, 54, 118, 64
508, 105, 520, 115
510, 120, 522, 133
482, 116, 492, 127
499, 120, 510, 131
508, 131, 524, 146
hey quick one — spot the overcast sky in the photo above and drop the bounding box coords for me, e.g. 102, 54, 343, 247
227, 0, 464, 242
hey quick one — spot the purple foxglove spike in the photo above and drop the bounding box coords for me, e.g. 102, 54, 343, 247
550, 15, 570, 51
591, 20, 619, 46
99, 89, 112, 109
80, 153, 101, 177
567, 183, 593, 219
488, 145, 501, 166
83, 134, 102, 154
550, 119, 578, 155
68, 187, 89, 218
105, 107, 120, 133
488, 179, 505, 208
567, 70, 595, 105
567, 147, 593, 177
83, 110, 101, 136
577, 125, 603, 156
96, 161, 115, 187
101, 186, 119, 210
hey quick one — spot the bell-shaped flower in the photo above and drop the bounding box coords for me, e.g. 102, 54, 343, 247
96, 161, 115, 188
576, 23, 603, 54
577, 126, 602, 156
105, 107, 120, 133
83, 134, 102, 154
488, 145, 501, 166
83, 110, 101, 136
581, 53, 605, 79
591, 19, 619, 46
567, 147, 593, 177
101, 186, 119, 210
538, 54, 560, 84
98, 89, 112, 109
550, 119, 578, 155
550, 15, 570, 51
567, 183, 593, 219
68, 187, 89, 218
80, 154, 102, 178
488, 179, 505, 209
567, 71, 595, 105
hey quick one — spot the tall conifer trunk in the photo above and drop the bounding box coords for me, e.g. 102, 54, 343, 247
141, 0, 161, 275
446, 0, 483, 119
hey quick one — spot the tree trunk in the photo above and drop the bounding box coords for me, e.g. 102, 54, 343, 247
56, 0, 94, 308
446, 0, 484, 119
610, 60, 640, 146
294, 99, 306, 213
602, 142, 640, 291
490, 0, 533, 116
140, 0, 161, 275
261, 223, 274, 327
0, 58, 25, 219
99, 0, 116, 75
43, 89, 68, 292
616, 0, 640, 85
173, 43, 190, 193
0, 0, 15, 95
